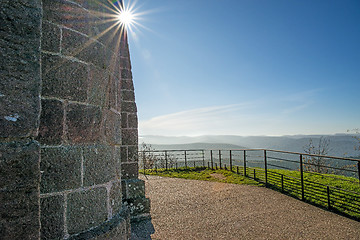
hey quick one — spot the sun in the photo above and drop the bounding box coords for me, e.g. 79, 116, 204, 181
111, 0, 139, 31
117, 9, 134, 27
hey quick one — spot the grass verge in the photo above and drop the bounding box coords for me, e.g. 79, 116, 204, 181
140, 167, 260, 186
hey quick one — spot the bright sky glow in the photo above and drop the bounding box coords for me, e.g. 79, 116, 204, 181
111, 0, 141, 32
126, 0, 360, 137
117, 10, 134, 26
93, 0, 147, 39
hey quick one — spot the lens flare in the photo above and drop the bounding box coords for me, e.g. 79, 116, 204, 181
43, 0, 151, 83
117, 9, 134, 27
110, 0, 142, 33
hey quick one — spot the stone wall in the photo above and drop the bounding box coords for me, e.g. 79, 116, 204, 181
0, 0, 149, 239
0, 1, 42, 239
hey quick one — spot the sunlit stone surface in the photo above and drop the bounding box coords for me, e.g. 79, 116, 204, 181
0, 0, 149, 239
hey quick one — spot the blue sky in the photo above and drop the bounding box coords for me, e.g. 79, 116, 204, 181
126, 0, 360, 136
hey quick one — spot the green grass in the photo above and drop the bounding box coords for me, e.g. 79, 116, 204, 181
269, 168, 360, 192
264, 168, 360, 219
140, 166, 360, 220
140, 167, 260, 186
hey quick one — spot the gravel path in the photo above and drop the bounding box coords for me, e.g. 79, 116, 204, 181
134, 175, 360, 240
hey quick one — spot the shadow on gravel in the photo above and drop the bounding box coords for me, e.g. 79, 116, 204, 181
130, 218, 155, 240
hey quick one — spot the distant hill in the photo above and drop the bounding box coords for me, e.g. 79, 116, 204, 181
139, 134, 360, 158
146, 142, 246, 151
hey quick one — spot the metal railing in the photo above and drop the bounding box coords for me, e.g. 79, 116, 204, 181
139, 149, 205, 170
139, 149, 360, 220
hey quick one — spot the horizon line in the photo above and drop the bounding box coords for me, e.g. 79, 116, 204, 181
139, 132, 354, 138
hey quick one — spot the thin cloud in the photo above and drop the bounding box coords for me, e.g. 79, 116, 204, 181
279, 89, 320, 115
139, 102, 266, 136
138, 89, 326, 136
282, 88, 322, 102
282, 102, 312, 115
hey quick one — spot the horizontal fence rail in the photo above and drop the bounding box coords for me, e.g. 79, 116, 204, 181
139, 149, 360, 220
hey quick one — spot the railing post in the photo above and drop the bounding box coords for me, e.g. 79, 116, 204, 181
281, 174, 284, 192
264, 150, 268, 187
165, 151, 168, 170
219, 150, 222, 169
300, 154, 305, 200
230, 150, 233, 172
202, 150, 205, 167
254, 169, 256, 180
327, 186, 331, 209
211, 150, 213, 170
237, 166, 239, 174
142, 151, 146, 174
184, 150, 187, 169
244, 150, 247, 176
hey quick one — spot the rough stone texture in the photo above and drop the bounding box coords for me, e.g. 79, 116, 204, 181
110, 181, 123, 216
119, 57, 131, 70
68, 207, 131, 240
88, 65, 108, 106
120, 146, 128, 163
41, 21, 61, 53
121, 163, 139, 180
128, 114, 138, 129
121, 113, 138, 130
122, 129, 138, 146
61, 28, 109, 69
67, 187, 108, 235
41, 53, 89, 102
104, 110, 122, 145
42, 0, 91, 35
121, 113, 128, 129
0, 141, 40, 190
1, 0, 146, 238
92, 220, 128, 240
0, 1, 42, 238
120, 61, 149, 224
40, 195, 64, 239
121, 79, 134, 91
122, 178, 149, 221
0, 0, 42, 138
121, 90, 135, 102
122, 178, 149, 219
130, 218, 155, 240
119, 145, 138, 164
120, 69, 133, 80
83, 145, 116, 186
66, 103, 103, 144
128, 146, 138, 163
126, 197, 151, 217
37, 99, 64, 145
121, 101, 137, 113
38, 0, 142, 235
109, 74, 120, 111
0, 140, 40, 240
115, 146, 122, 179
126, 180, 146, 200
40, 147, 82, 193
